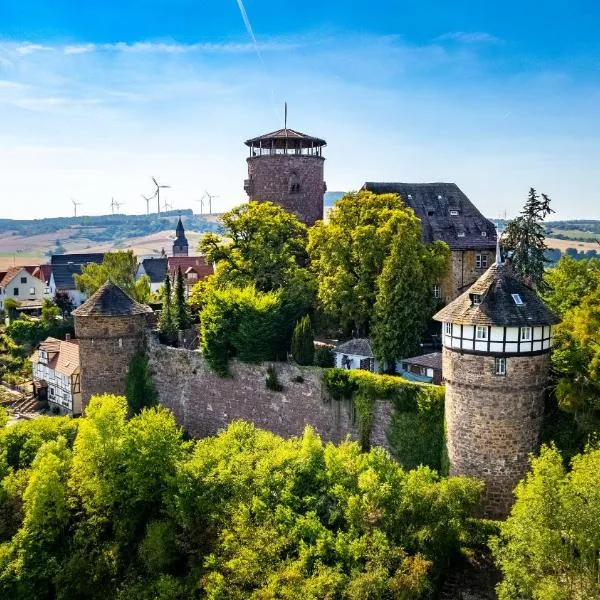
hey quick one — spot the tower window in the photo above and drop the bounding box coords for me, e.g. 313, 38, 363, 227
476, 326, 488, 340
445, 322, 452, 335
476, 254, 488, 269
520, 327, 531, 341
494, 357, 506, 376
432, 284, 441, 298
290, 182, 301, 193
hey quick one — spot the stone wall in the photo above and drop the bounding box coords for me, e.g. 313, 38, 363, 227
147, 336, 394, 450
246, 155, 325, 226
443, 348, 549, 518
441, 249, 496, 302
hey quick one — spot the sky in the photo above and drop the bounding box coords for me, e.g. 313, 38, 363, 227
1, 0, 599, 221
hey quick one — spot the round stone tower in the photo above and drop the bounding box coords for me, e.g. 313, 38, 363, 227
433, 253, 560, 518
73, 280, 152, 409
244, 127, 327, 227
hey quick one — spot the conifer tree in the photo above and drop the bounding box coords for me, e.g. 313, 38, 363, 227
158, 273, 175, 342
125, 348, 158, 414
291, 315, 314, 365
173, 267, 192, 330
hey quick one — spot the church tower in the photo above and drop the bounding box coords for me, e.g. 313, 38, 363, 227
172, 217, 189, 257
433, 248, 560, 518
244, 126, 327, 227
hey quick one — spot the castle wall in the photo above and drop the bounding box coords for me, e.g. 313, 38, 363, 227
441, 249, 496, 302
442, 348, 549, 518
246, 155, 325, 226
146, 336, 393, 449
75, 314, 147, 407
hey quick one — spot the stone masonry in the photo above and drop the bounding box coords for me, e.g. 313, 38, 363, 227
443, 348, 549, 518
246, 155, 325, 226
441, 249, 495, 303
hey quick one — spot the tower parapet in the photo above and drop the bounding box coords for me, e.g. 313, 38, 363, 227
434, 260, 560, 518
244, 128, 326, 226
73, 281, 152, 409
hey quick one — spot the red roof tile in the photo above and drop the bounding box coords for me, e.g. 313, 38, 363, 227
167, 256, 213, 280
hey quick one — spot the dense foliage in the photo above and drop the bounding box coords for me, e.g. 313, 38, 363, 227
125, 349, 158, 415
173, 267, 192, 331
158, 273, 176, 343
0, 395, 482, 599
74, 251, 151, 302
492, 444, 600, 599
291, 315, 315, 366
503, 188, 554, 290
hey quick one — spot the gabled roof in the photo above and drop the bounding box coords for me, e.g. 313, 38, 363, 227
167, 256, 213, 280
72, 280, 152, 317
31, 336, 80, 376
139, 258, 168, 283
362, 182, 497, 250
51, 253, 105, 265
402, 352, 442, 371
245, 128, 326, 147
334, 338, 374, 357
433, 263, 561, 327
50, 254, 104, 290
0, 267, 45, 289
33, 264, 52, 285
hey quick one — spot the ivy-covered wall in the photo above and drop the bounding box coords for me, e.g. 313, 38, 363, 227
323, 368, 447, 473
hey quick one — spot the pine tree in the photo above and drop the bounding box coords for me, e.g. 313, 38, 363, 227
173, 267, 192, 331
125, 348, 158, 414
158, 273, 175, 343
503, 188, 554, 291
291, 315, 314, 366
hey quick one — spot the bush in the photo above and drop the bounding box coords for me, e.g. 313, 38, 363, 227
290, 315, 314, 365
265, 365, 283, 392
314, 345, 334, 368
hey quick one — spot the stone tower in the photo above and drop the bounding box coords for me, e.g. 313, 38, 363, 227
433, 253, 560, 518
172, 217, 189, 257
73, 281, 152, 408
244, 127, 327, 227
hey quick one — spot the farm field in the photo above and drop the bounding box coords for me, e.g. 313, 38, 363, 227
546, 237, 599, 252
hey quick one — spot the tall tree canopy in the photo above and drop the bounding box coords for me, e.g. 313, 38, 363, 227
492, 444, 600, 600
503, 188, 554, 291
74, 251, 151, 303
308, 190, 449, 339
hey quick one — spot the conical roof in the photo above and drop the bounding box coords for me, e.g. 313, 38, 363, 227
433, 263, 560, 327
72, 280, 152, 317
245, 128, 326, 147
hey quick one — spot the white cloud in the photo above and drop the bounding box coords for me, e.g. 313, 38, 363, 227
437, 32, 500, 44
16, 43, 53, 55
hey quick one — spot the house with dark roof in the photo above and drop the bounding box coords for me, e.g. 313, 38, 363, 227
398, 352, 442, 384
333, 338, 380, 372
362, 182, 497, 302
136, 258, 168, 293
49, 253, 105, 307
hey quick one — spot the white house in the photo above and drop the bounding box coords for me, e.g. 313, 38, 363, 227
30, 336, 82, 416
333, 338, 380, 372
0, 267, 50, 312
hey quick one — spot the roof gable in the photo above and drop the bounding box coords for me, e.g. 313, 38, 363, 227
140, 258, 168, 283
31, 337, 80, 376
0, 267, 45, 289
334, 338, 374, 357
167, 256, 213, 280
72, 280, 151, 317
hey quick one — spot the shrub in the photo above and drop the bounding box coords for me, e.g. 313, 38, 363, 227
265, 365, 283, 392
314, 346, 334, 368
291, 315, 314, 365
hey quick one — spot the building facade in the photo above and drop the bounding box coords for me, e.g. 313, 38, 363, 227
244, 128, 327, 227
49, 253, 105, 307
434, 257, 560, 518
73, 281, 152, 408
362, 182, 497, 303
0, 267, 50, 312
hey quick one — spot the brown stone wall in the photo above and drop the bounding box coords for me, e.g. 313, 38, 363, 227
246, 155, 325, 226
443, 348, 550, 518
75, 314, 148, 408
147, 336, 395, 450
441, 249, 496, 302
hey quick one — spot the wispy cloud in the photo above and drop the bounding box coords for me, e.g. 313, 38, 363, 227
437, 31, 501, 44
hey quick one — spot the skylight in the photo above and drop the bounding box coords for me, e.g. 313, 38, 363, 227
457, 231, 466, 238
449, 210, 459, 216
512, 294, 524, 305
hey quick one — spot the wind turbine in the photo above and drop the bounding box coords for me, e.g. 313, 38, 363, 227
114, 199, 124, 213
141, 194, 153, 215
110, 197, 117, 215
151, 176, 170, 214
195, 195, 205, 215
71, 198, 81, 217
204, 190, 219, 215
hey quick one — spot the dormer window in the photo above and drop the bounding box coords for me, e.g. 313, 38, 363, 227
407, 194, 412, 200
449, 210, 459, 216
481, 231, 487, 237
472, 294, 482, 306
427, 210, 435, 216
512, 294, 524, 306
457, 231, 466, 238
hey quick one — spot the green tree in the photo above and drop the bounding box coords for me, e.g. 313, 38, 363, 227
291, 315, 314, 366
492, 444, 600, 600
40, 298, 60, 326
157, 273, 175, 343
53, 291, 74, 318
172, 267, 192, 331
308, 190, 422, 336
372, 217, 450, 368
74, 251, 151, 302
3, 298, 19, 321
503, 188, 554, 290
125, 349, 158, 415
199, 201, 308, 293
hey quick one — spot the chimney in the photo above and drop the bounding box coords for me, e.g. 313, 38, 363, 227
65, 333, 71, 341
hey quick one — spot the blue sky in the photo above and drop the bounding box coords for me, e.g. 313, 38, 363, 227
1, 0, 599, 220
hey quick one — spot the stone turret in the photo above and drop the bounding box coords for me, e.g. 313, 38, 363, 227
433, 255, 560, 518
172, 217, 189, 257
73, 281, 152, 408
244, 127, 327, 227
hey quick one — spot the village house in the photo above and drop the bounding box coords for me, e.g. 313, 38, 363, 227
398, 352, 443, 385
30, 336, 82, 416
362, 182, 497, 303
333, 339, 380, 372
48, 253, 105, 307
0, 266, 51, 313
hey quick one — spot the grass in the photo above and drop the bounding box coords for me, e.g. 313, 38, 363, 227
547, 229, 599, 241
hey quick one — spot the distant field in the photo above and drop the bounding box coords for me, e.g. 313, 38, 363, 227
546, 237, 599, 252
547, 228, 599, 241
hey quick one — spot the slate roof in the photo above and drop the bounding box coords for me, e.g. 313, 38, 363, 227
72, 280, 152, 317
362, 182, 497, 250
334, 338, 374, 357
50, 254, 105, 290
31, 337, 80, 376
140, 258, 168, 283
433, 263, 561, 327
168, 256, 213, 280
402, 352, 442, 371
245, 128, 326, 148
